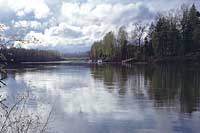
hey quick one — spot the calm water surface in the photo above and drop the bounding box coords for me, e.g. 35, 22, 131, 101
2, 64, 200, 133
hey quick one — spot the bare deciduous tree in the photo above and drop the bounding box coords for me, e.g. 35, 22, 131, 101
0, 91, 53, 133
132, 22, 147, 47
0, 23, 52, 133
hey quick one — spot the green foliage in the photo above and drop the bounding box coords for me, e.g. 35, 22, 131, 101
181, 4, 200, 54
91, 32, 117, 61
117, 27, 128, 60
151, 16, 181, 57
90, 28, 129, 61
150, 4, 200, 58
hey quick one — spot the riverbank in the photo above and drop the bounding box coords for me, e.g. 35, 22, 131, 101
99, 54, 200, 65
3, 53, 200, 68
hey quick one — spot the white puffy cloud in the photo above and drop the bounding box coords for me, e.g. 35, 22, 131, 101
23, 30, 91, 53
24, 2, 154, 52
60, 2, 149, 27
9, 0, 50, 19
14, 20, 42, 29
0, 0, 50, 19
45, 23, 82, 38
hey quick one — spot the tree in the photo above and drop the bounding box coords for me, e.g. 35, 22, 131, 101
147, 23, 155, 56
102, 32, 116, 60
181, 4, 200, 54
152, 17, 167, 57
169, 21, 181, 56
193, 24, 200, 50
190, 4, 200, 51
189, 4, 199, 30
117, 26, 128, 60
132, 23, 147, 47
91, 41, 103, 59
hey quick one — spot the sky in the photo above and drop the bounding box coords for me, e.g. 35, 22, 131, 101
0, 0, 198, 53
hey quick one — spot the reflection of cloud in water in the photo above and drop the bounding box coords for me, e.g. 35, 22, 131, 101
61, 87, 116, 114
11, 69, 144, 121
15, 71, 89, 91
14, 71, 116, 114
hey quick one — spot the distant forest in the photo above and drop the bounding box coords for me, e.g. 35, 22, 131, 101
63, 52, 90, 58
0, 48, 62, 63
90, 4, 200, 63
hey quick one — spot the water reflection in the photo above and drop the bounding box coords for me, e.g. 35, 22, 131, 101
1, 64, 200, 133
91, 64, 200, 114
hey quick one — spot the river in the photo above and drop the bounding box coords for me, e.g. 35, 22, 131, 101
2, 64, 200, 133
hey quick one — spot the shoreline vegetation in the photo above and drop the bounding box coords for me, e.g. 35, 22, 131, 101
0, 48, 90, 64
0, 48, 63, 63
90, 4, 200, 64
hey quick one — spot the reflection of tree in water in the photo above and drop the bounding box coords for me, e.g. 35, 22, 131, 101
148, 64, 181, 108
90, 64, 128, 95
179, 66, 200, 113
90, 65, 114, 88
91, 64, 200, 114
145, 64, 200, 114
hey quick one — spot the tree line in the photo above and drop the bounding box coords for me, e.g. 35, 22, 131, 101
90, 4, 200, 63
0, 48, 62, 63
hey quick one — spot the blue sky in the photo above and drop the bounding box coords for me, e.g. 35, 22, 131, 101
0, 0, 198, 53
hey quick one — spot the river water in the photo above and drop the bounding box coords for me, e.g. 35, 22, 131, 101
2, 64, 200, 133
